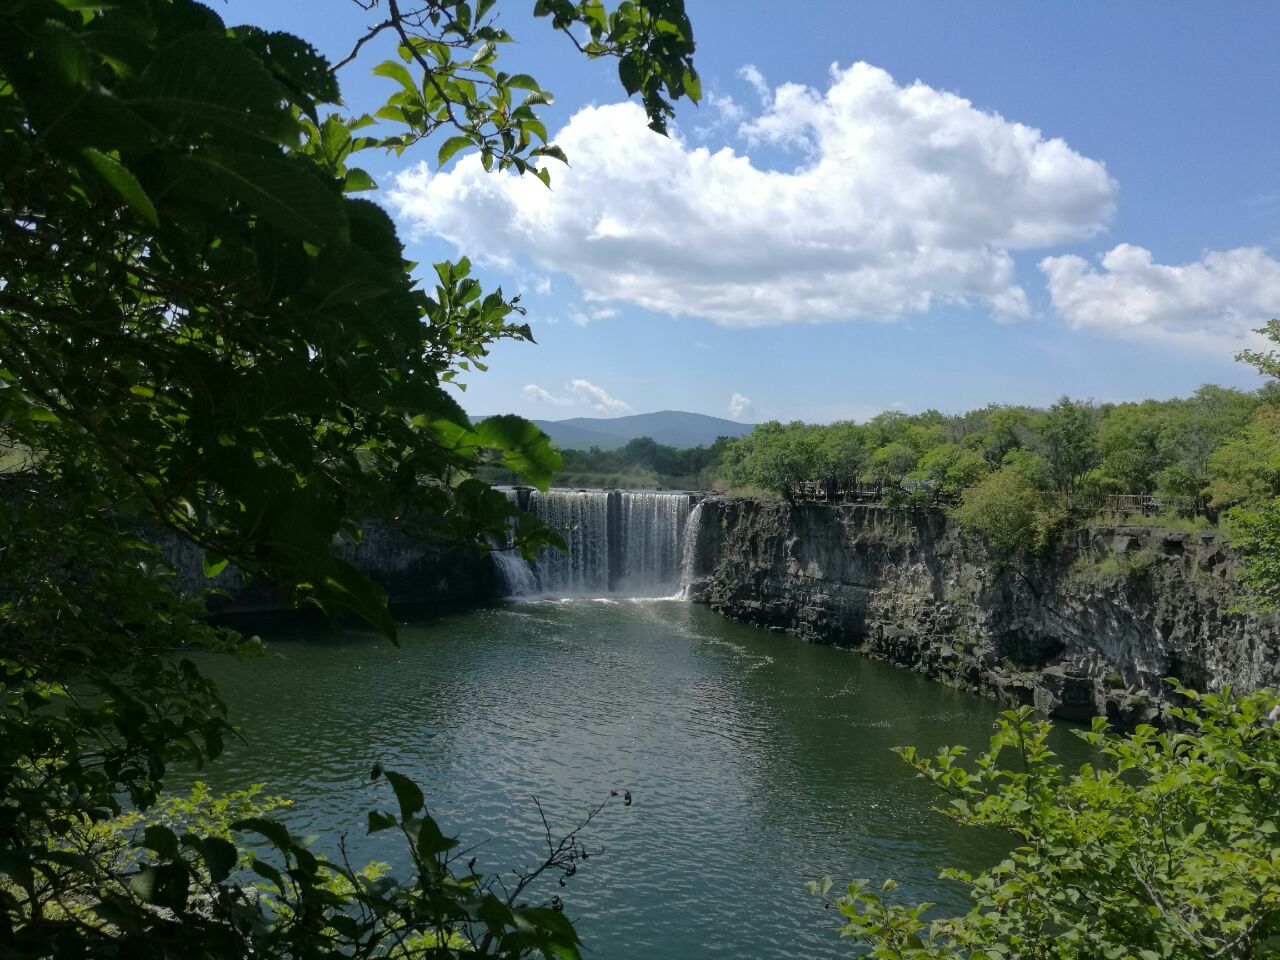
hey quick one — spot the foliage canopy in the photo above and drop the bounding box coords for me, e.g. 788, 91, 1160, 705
0, 0, 696, 954
819, 686, 1280, 959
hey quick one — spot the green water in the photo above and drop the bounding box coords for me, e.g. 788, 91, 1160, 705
192, 599, 1083, 958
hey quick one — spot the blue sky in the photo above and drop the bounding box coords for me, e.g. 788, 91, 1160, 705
225, 1, 1280, 424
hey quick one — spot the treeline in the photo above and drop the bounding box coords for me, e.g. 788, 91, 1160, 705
714, 384, 1280, 557
720, 384, 1279, 509
555, 436, 731, 489
507, 384, 1280, 545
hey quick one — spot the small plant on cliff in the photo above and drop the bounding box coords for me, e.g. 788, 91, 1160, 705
814, 684, 1280, 959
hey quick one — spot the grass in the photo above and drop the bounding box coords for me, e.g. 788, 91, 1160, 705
1068, 548, 1153, 584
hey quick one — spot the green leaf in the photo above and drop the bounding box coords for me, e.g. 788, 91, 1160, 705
506, 73, 540, 91
618, 54, 642, 95
136, 33, 294, 142
437, 135, 473, 168
367, 810, 397, 834
342, 167, 377, 192
80, 149, 159, 225
372, 60, 418, 96
142, 824, 179, 859
682, 66, 701, 103
202, 837, 237, 884
233, 816, 293, 850
202, 554, 229, 578
384, 771, 424, 819
417, 814, 460, 858
130, 865, 158, 901
191, 150, 349, 244
322, 557, 395, 639
471, 415, 561, 487
531, 144, 568, 165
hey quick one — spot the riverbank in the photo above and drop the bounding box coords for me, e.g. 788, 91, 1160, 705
683, 497, 1279, 725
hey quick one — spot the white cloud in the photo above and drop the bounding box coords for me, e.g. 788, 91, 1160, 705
522, 379, 635, 414
389, 62, 1115, 328
738, 64, 770, 104
522, 383, 574, 406
705, 90, 745, 129
567, 379, 633, 414
1041, 244, 1280, 350
567, 304, 618, 326
728, 392, 754, 419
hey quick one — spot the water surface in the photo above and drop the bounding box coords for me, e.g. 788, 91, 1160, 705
193, 600, 1081, 958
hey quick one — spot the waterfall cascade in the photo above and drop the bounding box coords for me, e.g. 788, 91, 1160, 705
678, 500, 704, 599
492, 489, 699, 598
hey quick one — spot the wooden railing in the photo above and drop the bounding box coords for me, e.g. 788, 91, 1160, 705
788, 477, 1208, 517
788, 478, 958, 506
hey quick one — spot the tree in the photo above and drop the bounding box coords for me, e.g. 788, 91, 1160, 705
1096, 405, 1169, 493
817, 687, 1280, 959
952, 465, 1063, 557
722, 421, 822, 498
1036, 397, 1099, 494
0, 0, 696, 954
1205, 408, 1280, 510
1224, 321, 1280, 608
871, 441, 919, 484
913, 444, 990, 494
983, 406, 1031, 463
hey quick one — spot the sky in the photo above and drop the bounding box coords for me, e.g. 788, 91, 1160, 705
223, 1, 1280, 424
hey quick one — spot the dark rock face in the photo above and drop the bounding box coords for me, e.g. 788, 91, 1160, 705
685, 498, 1279, 725
164, 521, 501, 614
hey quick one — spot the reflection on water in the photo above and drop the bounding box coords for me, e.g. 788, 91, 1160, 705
187, 600, 1087, 960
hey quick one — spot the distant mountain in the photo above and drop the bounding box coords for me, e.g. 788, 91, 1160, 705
526, 419, 624, 448
532, 410, 755, 449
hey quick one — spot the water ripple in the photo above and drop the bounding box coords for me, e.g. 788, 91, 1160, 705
185, 601, 1091, 960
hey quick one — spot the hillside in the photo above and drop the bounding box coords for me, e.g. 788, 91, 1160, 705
532, 410, 755, 448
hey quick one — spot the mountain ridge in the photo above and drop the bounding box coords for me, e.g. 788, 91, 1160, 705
476, 409, 755, 448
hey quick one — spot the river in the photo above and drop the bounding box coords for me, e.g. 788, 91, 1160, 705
192, 598, 1084, 958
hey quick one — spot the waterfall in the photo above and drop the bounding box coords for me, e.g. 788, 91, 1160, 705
491, 546, 538, 597
527, 489, 611, 595
617, 491, 690, 595
678, 500, 704, 597
492, 489, 699, 598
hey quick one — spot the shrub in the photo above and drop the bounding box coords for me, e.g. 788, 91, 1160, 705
815, 685, 1280, 959
953, 466, 1066, 557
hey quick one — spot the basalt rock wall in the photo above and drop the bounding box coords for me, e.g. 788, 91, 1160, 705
163, 521, 501, 615
684, 497, 1279, 725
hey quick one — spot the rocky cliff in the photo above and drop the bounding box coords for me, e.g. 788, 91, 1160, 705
684, 497, 1279, 725
164, 521, 502, 615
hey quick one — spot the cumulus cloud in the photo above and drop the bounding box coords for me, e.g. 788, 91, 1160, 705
728, 392, 754, 419
389, 62, 1115, 327
522, 383, 574, 406
568, 378, 633, 414
1041, 244, 1280, 349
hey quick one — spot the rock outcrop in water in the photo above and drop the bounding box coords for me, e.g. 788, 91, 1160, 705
683, 497, 1280, 725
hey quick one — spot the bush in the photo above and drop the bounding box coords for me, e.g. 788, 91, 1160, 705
953, 466, 1066, 557
816, 685, 1280, 959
